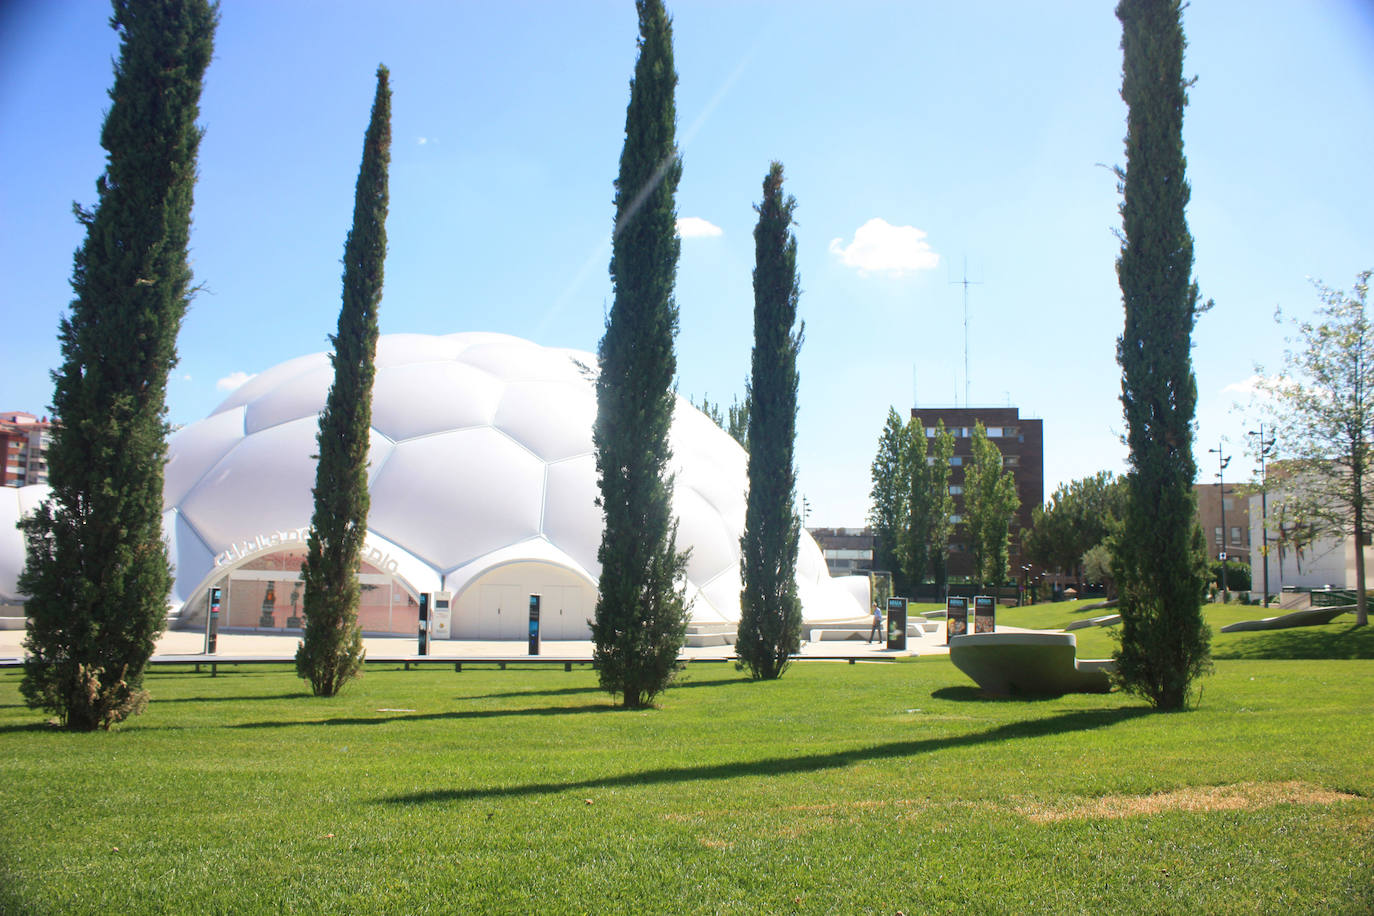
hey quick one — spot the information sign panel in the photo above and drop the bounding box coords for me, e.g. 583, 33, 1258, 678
528, 594, 541, 655
417, 592, 431, 656
205, 586, 221, 655
974, 594, 996, 633
886, 597, 908, 651
945, 595, 969, 642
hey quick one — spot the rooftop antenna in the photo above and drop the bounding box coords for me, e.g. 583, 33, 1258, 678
950, 257, 981, 407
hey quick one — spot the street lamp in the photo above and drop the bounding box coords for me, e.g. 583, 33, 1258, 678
1209, 443, 1232, 599
1248, 424, 1276, 607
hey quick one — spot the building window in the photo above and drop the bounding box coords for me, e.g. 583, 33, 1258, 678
949, 456, 963, 466
950, 514, 963, 523
948, 485, 963, 495
1003, 455, 1019, 468
1214, 526, 1223, 545
1230, 526, 1241, 545
1222, 497, 1234, 510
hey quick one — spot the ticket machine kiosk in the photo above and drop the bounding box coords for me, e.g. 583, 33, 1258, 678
433, 591, 453, 640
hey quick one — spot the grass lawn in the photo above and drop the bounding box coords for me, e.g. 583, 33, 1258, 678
1, 631, 1371, 913
993, 599, 1374, 660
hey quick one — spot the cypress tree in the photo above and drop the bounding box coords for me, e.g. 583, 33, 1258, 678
18, 0, 216, 731
591, 0, 690, 709
1112, 0, 1211, 710
295, 67, 391, 697
736, 162, 804, 680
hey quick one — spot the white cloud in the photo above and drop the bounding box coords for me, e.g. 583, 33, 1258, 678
1223, 375, 1264, 395
416, 136, 428, 145
676, 216, 722, 238
216, 370, 256, 392
1223, 374, 1281, 401
829, 218, 940, 276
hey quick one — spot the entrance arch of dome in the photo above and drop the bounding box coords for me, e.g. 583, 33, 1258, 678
177, 544, 427, 637
451, 560, 598, 641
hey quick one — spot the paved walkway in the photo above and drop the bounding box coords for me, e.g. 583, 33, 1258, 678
0, 625, 955, 664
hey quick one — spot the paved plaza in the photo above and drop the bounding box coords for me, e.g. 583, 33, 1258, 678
0, 623, 955, 666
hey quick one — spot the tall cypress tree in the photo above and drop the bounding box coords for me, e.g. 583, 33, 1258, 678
295, 67, 391, 698
18, 0, 216, 731
591, 0, 689, 709
736, 162, 804, 680
1112, 0, 1211, 710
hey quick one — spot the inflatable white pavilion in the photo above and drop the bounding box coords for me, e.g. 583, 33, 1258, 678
1, 333, 867, 639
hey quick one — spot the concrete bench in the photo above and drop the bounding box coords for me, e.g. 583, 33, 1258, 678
1065, 613, 1121, 631
1219, 605, 1352, 632
948, 632, 1113, 696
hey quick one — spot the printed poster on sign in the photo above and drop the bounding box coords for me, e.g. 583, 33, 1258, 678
946, 595, 969, 641
974, 594, 996, 633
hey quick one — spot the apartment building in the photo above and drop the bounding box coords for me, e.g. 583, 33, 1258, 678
910, 406, 1044, 580
0, 412, 54, 487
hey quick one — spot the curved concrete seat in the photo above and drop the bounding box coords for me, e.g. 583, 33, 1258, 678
1219, 605, 1352, 632
948, 632, 1113, 696
1065, 613, 1121, 631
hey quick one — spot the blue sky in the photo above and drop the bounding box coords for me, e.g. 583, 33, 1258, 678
3, 1, 1372, 525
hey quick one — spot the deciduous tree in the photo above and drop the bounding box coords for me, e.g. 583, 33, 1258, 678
736, 162, 804, 680
963, 422, 1020, 589
591, 0, 690, 708
1255, 271, 1372, 625
869, 408, 908, 594
901, 417, 955, 596
19, 0, 216, 730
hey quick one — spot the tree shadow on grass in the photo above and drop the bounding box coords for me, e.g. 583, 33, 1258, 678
229, 702, 618, 730
929, 686, 1062, 704
382, 706, 1151, 805
151, 692, 311, 704
1214, 623, 1374, 660
0, 721, 55, 735
461, 674, 746, 703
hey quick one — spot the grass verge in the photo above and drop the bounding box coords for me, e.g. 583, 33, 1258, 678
1, 652, 1370, 914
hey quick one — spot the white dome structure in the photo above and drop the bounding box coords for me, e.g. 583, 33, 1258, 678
9, 331, 860, 639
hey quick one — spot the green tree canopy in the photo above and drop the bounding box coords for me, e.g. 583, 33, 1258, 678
296, 66, 391, 698
900, 416, 956, 594
1254, 271, 1372, 626
1022, 471, 1127, 581
1112, 0, 1211, 709
591, 0, 690, 708
963, 422, 1020, 588
736, 162, 804, 680
868, 407, 908, 593
19, 0, 216, 730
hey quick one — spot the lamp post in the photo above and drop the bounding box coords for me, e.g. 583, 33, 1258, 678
1248, 424, 1276, 607
1209, 443, 1232, 599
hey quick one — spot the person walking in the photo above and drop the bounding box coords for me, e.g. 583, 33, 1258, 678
869, 602, 884, 644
